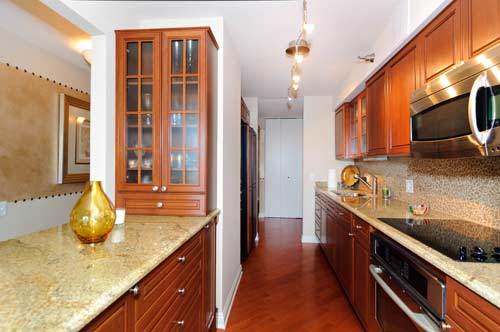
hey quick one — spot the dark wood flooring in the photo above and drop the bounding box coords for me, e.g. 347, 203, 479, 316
222, 218, 364, 332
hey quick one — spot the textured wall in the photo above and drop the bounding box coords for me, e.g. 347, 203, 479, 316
0, 63, 88, 201
356, 157, 500, 229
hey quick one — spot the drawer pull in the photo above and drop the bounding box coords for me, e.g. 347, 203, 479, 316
338, 212, 344, 216
152, 186, 159, 192
156, 202, 164, 208
356, 225, 363, 229
160, 185, 167, 192
175, 320, 185, 326
204, 224, 210, 229
129, 285, 140, 297
178, 288, 185, 295
178, 256, 186, 263
348, 232, 355, 237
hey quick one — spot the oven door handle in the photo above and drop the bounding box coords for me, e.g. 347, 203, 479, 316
369, 264, 441, 332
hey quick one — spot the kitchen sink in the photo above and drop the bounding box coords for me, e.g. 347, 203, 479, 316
329, 190, 369, 197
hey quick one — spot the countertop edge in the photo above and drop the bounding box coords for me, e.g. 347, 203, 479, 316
314, 186, 500, 309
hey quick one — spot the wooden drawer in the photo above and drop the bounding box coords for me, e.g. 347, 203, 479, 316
446, 277, 500, 332
353, 216, 370, 249
117, 193, 206, 216
134, 233, 202, 324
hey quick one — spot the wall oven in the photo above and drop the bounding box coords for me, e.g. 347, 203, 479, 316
410, 45, 500, 158
370, 232, 449, 332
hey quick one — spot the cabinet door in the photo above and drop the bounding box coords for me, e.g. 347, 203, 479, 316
360, 93, 368, 156
353, 239, 370, 329
349, 101, 359, 158
335, 107, 346, 159
203, 220, 217, 331
163, 30, 207, 193
366, 69, 388, 156
463, 0, 500, 58
84, 294, 133, 332
337, 220, 354, 301
418, 0, 462, 83
116, 31, 162, 192
387, 43, 419, 156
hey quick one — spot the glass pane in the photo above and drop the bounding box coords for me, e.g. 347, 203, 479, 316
126, 170, 138, 183
171, 77, 183, 111
141, 126, 152, 148
127, 42, 138, 75
186, 77, 198, 111
186, 40, 198, 74
141, 170, 153, 184
186, 126, 199, 148
171, 40, 184, 75
127, 127, 138, 148
362, 118, 367, 134
186, 114, 199, 126
186, 171, 199, 185
141, 42, 153, 75
127, 114, 138, 127
170, 114, 183, 148
361, 96, 367, 116
127, 78, 138, 111
141, 113, 153, 127
141, 78, 153, 111
170, 151, 183, 184
362, 135, 367, 153
141, 151, 153, 171
186, 151, 199, 170
127, 150, 139, 170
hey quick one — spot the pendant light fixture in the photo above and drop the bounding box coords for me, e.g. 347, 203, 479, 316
286, 0, 314, 103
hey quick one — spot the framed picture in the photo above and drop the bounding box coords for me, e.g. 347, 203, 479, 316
58, 94, 90, 183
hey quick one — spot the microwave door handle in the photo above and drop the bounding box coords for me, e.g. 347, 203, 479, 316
468, 73, 492, 147
369, 265, 441, 332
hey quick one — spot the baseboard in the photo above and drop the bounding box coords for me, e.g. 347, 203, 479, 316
301, 234, 320, 244
258, 212, 265, 218
216, 266, 243, 329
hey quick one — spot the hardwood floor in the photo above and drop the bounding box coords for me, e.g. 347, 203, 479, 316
222, 218, 364, 332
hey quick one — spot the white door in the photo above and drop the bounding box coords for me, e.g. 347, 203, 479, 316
265, 118, 303, 218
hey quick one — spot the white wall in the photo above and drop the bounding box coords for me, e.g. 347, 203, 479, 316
302, 96, 350, 243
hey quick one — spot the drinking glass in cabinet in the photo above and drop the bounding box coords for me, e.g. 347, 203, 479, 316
126, 42, 138, 75
126, 150, 138, 184
171, 113, 182, 126
141, 114, 153, 126
141, 78, 153, 111
141, 42, 153, 76
170, 114, 183, 148
171, 77, 183, 111
186, 77, 198, 111
127, 78, 138, 112
141, 170, 152, 184
186, 40, 198, 74
171, 40, 183, 75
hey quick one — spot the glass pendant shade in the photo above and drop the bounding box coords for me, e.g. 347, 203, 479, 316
70, 181, 116, 244
285, 39, 310, 60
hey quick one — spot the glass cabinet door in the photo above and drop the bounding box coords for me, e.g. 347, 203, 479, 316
167, 37, 201, 187
118, 33, 161, 190
350, 102, 359, 157
360, 95, 367, 154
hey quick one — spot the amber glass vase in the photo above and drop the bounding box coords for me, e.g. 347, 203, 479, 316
70, 181, 116, 244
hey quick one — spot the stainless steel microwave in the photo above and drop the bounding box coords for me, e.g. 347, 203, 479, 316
410, 45, 500, 158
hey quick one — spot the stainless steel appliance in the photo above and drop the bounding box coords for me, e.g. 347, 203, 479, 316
410, 45, 500, 158
371, 232, 449, 332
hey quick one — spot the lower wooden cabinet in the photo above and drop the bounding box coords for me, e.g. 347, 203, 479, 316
446, 277, 500, 332
85, 218, 217, 332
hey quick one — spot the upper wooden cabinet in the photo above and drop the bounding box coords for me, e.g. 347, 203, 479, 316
115, 28, 218, 216
335, 104, 349, 159
418, 0, 463, 83
462, 0, 500, 58
366, 69, 388, 156
387, 42, 420, 156
347, 91, 367, 159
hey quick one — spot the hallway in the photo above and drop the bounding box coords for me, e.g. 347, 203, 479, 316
223, 219, 364, 332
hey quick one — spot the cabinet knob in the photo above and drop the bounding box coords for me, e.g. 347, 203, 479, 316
339, 212, 344, 216
356, 225, 363, 230
152, 186, 159, 192
175, 320, 185, 326
178, 288, 185, 295
204, 224, 210, 229
156, 202, 164, 208
160, 185, 167, 192
441, 322, 452, 330
178, 256, 186, 263
348, 232, 355, 237
129, 285, 140, 297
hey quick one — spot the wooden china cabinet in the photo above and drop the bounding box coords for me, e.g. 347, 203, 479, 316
115, 28, 218, 216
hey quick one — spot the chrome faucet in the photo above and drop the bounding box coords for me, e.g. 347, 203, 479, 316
354, 173, 378, 196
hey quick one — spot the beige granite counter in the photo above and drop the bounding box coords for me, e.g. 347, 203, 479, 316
0, 210, 220, 332
315, 184, 500, 309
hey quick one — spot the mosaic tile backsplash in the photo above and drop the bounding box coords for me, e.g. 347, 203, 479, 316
355, 157, 500, 229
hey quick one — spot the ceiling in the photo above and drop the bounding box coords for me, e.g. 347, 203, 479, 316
52, 0, 400, 117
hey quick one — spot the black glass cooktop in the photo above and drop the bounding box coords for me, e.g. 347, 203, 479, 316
378, 218, 500, 263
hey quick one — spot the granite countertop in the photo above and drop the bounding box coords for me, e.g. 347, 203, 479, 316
315, 184, 500, 308
0, 210, 220, 332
